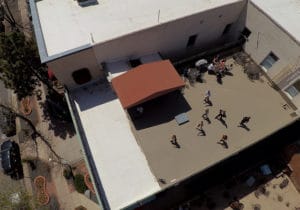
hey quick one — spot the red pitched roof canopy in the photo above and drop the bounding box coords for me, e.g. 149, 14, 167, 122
112, 60, 185, 109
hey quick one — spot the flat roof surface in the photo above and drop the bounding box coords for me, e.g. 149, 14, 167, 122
70, 55, 297, 208
71, 83, 160, 210
112, 60, 185, 109
35, 0, 241, 56
129, 57, 297, 187
251, 0, 300, 43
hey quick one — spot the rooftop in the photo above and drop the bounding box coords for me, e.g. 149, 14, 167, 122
71, 83, 160, 210
130, 57, 296, 187
33, 0, 241, 57
70, 54, 297, 209
251, 0, 300, 44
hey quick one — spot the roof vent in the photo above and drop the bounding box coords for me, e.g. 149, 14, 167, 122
77, 0, 98, 7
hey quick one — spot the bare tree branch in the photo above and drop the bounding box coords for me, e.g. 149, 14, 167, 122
0, 103, 63, 161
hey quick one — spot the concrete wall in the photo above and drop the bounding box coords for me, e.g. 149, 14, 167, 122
47, 1, 246, 89
244, 2, 300, 108
47, 48, 104, 88
93, 1, 246, 63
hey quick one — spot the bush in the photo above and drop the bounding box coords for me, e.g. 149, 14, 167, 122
74, 174, 87, 193
63, 168, 73, 180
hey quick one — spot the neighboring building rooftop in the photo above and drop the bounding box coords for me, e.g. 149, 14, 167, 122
70, 55, 298, 209
251, 0, 300, 44
33, 0, 241, 57
71, 82, 160, 210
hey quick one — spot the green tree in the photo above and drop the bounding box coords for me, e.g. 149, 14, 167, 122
0, 31, 53, 99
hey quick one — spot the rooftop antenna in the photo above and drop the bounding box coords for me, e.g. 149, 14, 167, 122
157, 9, 160, 23
90, 33, 95, 43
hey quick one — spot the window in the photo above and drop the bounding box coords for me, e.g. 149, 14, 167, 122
241, 27, 251, 38
285, 80, 300, 98
222, 23, 232, 35
186, 34, 197, 48
77, 0, 98, 7
260, 52, 279, 70
129, 59, 142, 68
72, 68, 92, 85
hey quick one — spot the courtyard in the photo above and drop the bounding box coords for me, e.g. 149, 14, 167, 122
129, 55, 298, 187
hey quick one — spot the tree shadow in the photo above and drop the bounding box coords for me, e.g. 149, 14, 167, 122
45, 195, 60, 210
39, 100, 76, 140
30, 158, 52, 182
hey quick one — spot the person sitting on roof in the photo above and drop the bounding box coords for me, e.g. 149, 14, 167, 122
207, 63, 215, 74
136, 106, 144, 114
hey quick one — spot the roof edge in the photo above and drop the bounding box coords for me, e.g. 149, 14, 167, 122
29, 0, 48, 62
250, 0, 300, 46
64, 88, 110, 210
29, 0, 92, 63
30, 0, 243, 63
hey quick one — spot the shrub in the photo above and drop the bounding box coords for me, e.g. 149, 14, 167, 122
74, 174, 87, 193
63, 168, 73, 180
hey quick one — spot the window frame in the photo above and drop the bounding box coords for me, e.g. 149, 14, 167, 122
260, 52, 279, 71
285, 80, 300, 98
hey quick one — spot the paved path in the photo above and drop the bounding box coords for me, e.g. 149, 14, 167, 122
0, 82, 26, 207
22, 84, 100, 210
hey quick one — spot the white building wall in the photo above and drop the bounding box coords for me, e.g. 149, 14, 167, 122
244, 3, 300, 108
47, 1, 246, 89
47, 48, 104, 88
93, 1, 246, 62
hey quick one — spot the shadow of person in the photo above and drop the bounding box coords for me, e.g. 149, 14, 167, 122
171, 140, 181, 149
158, 178, 167, 185
217, 140, 228, 149
238, 124, 250, 131
205, 100, 213, 107
217, 74, 223, 84
203, 117, 211, 124
223, 141, 229, 149
175, 143, 181, 149
220, 118, 228, 128
197, 129, 206, 136
225, 71, 234, 76
208, 70, 216, 75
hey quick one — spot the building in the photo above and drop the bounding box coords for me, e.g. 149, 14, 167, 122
29, 0, 300, 209
244, 0, 300, 110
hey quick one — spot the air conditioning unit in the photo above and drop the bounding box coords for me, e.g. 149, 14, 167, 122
77, 0, 98, 7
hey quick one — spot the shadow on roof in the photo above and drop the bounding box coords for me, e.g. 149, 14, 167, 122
74, 83, 117, 111
128, 90, 191, 130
